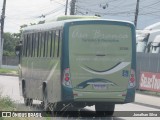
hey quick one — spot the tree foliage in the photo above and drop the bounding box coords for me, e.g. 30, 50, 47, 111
3, 21, 44, 56
3, 32, 20, 56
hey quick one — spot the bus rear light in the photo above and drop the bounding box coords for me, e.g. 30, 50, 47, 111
62, 68, 72, 88
65, 73, 69, 77
128, 69, 136, 88
65, 77, 69, 81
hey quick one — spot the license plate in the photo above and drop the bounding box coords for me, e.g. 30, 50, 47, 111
93, 84, 107, 90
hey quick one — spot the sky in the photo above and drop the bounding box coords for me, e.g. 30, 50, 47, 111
0, 0, 160, 33
0, 0, 68, 33
75, 0, 160, 30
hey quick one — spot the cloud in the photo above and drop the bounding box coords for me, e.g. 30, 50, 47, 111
4, 0, 66, 33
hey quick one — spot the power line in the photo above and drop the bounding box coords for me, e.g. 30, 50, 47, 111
75, 5, 135, 15
51, 0, 66, 6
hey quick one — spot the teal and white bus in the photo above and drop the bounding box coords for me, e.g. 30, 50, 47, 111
17, 17, 136, 116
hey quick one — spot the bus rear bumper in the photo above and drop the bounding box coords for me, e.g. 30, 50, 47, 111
72, 91, 128, 103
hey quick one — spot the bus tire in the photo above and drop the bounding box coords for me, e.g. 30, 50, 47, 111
24, 98, 33, 106
29, 99, 33, 106
22, 81, 31, 106
24, 98, 30, 106
95, 104, 115, 116
43, 87, 50, 111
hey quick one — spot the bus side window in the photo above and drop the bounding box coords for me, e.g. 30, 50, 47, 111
42, 32, 46, 57
50, 30, 55, 58
38, 32, 41, 57
29, 34, 33, 57
53, 31, 56, 57
26, 34, 30, 57
55, 31, 59, 58
45, 31, 49, 57
32, 33, 36, 57
48, 31, 52, 57
23, 34, 27, 57
57, 30, 62, 57
31, 33, 34, 57
39, 32, 43, 57
35, 33, 38, 57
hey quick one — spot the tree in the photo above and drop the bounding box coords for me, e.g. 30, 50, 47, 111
20, 24, 28, 29
3, 32, 19, 56
38, 20, 45, 24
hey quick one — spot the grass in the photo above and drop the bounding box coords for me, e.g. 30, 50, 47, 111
0, 96, 15, 111
0, 68, 18, 75
0, 96, 44, 120
0, 95, 43, 120
0, 96, 18, 120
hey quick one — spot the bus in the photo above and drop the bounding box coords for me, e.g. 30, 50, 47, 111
16, 18, 136, 116
150, 35, 160, 53
136, 30, 149, 52
136, 29, 160, 53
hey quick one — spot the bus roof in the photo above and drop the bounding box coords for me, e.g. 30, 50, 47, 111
144, 22, 160, 30
56, 15, 100, 21
22, 18, 134, 33
153, 35, 160, 43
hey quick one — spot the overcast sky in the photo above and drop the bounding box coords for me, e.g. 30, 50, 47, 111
0, 0, 68, 33
75, 0, 160, 30
0, 0, 160, 33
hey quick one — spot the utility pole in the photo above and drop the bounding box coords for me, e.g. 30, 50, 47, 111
0, 0, 6, 67
70, 0, 76, 15
65, 0, 69, 15
134, 0, 140, 28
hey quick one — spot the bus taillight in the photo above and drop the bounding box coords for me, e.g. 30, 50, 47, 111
62, 68, 72, 88
128, 69, 136, 88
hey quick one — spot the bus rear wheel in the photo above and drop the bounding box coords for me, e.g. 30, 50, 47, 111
23, 84, 33, 106
95, 104, 115, 116
24, 98, 33, 106
43, 87, 50, 111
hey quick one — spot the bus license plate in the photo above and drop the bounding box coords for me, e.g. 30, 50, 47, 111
93, 84, 107, 90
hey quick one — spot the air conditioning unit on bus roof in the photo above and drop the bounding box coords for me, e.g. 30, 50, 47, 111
56, 15, 100, 21
45, 15, 100, 23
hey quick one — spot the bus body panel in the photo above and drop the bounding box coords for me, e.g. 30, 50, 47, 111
21, 57, 62, 102
19, 19, 136, 106
20, 27, 63, 103
62, 20, 136, 103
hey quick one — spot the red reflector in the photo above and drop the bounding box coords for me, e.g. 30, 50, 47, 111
130, 77, 135, 83
128, 69, 136, 88
65, 77, 69, 81
65, 73, 69, 77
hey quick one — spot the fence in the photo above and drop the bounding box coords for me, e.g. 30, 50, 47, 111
2, 56, 18, 66
136, 53, 160, 92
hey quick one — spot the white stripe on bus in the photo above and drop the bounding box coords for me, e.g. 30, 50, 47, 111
46, 62, 59, 81
80, 62, 130, 75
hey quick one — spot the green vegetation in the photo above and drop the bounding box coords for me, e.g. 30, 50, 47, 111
0, 96, 15, 111
0, 68, 18, 75
0, 96, 15, 120
3, 32, 20, 56
3, 22, 44, 57
0, 96, 39, 120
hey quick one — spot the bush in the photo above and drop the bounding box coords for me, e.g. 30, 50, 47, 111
0, 96, 15, 111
